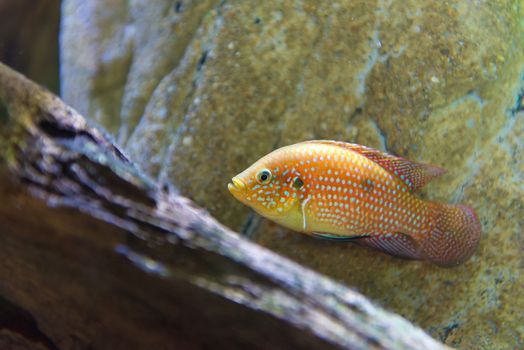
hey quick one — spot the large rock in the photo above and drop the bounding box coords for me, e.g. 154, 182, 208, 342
61, 0, 524, 348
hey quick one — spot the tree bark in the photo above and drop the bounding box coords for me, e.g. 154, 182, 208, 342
0, 61, 450, 350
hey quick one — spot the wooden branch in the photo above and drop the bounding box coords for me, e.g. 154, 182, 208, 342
0, 61, 451, 350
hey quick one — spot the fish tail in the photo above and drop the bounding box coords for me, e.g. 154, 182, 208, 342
421, 203, 481, 266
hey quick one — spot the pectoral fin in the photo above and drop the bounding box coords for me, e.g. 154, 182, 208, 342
312, 232, 371, 241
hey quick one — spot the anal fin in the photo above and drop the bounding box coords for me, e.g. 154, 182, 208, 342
311, 231, 422, 261
356, 232, 421, 259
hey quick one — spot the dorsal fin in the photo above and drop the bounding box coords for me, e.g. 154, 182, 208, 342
304, 140, 446, 191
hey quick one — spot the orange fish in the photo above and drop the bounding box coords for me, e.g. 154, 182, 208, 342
228, 140, 481, 266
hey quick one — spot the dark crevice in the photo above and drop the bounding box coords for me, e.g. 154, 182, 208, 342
38, 117, 129, 163
0, 295, 60, 350
174, 1, 184, 13
197, 50, 209, 71
0, 99, 8, 124
351, 106, 363, 119
440, 321, 459, 343
345, 106, 364, 137
38, 119, 95, 143
511, 89, 523, 115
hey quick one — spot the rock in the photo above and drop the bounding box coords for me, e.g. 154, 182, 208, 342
60, 0, 524, 348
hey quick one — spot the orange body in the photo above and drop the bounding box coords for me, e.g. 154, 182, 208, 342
228, 141, 481, 266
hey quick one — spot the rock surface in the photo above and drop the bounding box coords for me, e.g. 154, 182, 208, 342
61, 1, 524, 348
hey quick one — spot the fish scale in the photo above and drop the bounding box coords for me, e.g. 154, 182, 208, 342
299, 143, 425, 236
228, 140, 481, 267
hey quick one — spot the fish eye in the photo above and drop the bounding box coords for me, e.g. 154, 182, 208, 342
256, 169, 272, 184
293, 176, 304, 189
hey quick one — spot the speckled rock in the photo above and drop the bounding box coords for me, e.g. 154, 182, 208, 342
61, 1, 524, 348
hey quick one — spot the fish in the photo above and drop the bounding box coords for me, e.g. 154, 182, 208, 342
228, 140, 481, 266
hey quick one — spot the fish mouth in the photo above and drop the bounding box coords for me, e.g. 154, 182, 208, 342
228, 177, 246, 195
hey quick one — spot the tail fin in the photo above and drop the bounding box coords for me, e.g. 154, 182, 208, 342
422, 203, 481, 266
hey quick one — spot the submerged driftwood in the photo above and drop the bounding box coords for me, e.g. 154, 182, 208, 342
0, 62, 450, 350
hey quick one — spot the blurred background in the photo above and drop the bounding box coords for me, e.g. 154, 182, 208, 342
0, 0, 60, 93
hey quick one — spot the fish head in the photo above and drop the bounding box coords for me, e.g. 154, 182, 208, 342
228, 147, 307, 231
